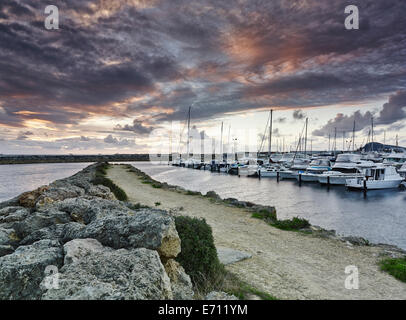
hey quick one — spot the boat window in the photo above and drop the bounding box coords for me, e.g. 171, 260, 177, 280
332, 168, 357, 174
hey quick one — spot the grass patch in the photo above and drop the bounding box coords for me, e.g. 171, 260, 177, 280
126, 202, 149, 210
379, 257, 406, 283
154, 202, 161, 207
270, 217, 310, 231
251, 209, 277, 221
92, 163, 128, 201
186, 190, 200, 196
224, 275, 278, 300
151, 183, 163, 189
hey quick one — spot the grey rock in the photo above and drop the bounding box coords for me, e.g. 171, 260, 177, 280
0, 197, 20, 210
205, 291, 238, 300
0, 206, 30, 227
341, 236, 370, 246
205, 191, 221, 200
42, 243, 172, 300
52, 197, 131, 224
63, 238, 104, 264
72, 209, 181, 258
164, 259, 194, 300
0, 240, 63, 300
19, 222, 85, 245
13, 208, 72, 238
217, 247, 252, 265
35, 185, 85, 209
86, 185, 115, 200
0, 227, 20, 246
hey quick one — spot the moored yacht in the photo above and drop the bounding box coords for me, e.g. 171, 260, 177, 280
346, 165, 403, 190
295, 158, 331, 182
280, 157, 310, 179
237, 158, 260, 177
318, 154, 374, 185
383, 152, 406, 169
398, 163, 406, 179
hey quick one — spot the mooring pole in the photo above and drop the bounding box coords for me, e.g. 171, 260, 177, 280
363, 179, 367, 197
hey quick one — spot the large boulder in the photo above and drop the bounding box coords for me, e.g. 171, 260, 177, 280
164, 259, 194, 300
18, 186, 49, 208
51, 197, 131, 224
42, 240, 173, 300
0, 206, 30, 227
35, 185, 85, 209
12, 208, 72, 239
0, 240, 63, 300
72, 210, 181, 258
19, 222, 85, 246
0, 227, 20, 246
63, 238, 104, 264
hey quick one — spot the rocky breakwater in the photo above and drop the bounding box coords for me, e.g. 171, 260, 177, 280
0, 163, 194, 300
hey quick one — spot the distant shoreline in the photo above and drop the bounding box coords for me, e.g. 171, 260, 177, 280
0, 154, 150, 165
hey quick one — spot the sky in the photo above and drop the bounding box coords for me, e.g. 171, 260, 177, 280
0, 0, 405, 155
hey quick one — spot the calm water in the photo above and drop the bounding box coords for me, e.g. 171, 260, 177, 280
0, 163, 92, 202
0, 161, 405, 249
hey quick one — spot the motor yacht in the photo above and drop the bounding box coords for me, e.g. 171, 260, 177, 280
346, 165, 403, 190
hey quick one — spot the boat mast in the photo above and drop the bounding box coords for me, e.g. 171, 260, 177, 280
371, 116, 374, 152
328, 133, 331, 153
169, 121, 173, 162
334, 127, 337, 155
304, 117, 308, 156
352, 120, 356, 152
220, 121, 224, 159
269, 109, 273, 158
186, 106, 191, 157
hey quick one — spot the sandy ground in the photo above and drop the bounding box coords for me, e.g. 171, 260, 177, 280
108, 164, 406, 300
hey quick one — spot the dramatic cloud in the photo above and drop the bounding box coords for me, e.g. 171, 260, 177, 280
313, 91, 406, 137
114, 119, 155, 135
293, 110, 306, 121
0, 0, 405, 152
16, 131, 34, 140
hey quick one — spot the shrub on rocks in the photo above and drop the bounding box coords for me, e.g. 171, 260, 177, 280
271, 217, 310, 231
174, 216, 223, 289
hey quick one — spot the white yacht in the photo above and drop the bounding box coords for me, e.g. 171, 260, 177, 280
383, 152, 406, 168
318, 154, 374, 185
361, 151, 383, 163
295, 158, 331, 182
398, 163, 406, 179
346, 165, 403, 190
280, 157, 310, 179
238, 158, 260, 177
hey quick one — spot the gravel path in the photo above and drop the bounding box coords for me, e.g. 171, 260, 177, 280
108, 164, 406, 300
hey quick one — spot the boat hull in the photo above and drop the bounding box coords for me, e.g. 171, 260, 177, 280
346, 178, 403, 190
238, 167, 259, 177
279, 171, 295, 179
318, 174, 362, 185
260, 171, 278, 177
296, 173, 320, 182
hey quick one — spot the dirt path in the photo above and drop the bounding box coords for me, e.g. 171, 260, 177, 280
108, 164, 406, 300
